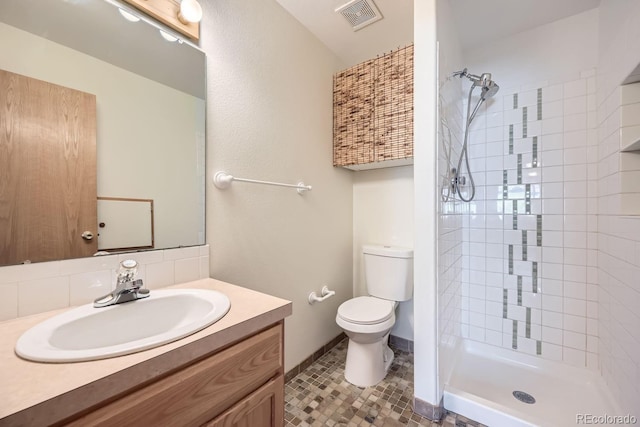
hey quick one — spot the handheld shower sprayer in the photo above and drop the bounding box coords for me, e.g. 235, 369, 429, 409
445, 68, 500, 202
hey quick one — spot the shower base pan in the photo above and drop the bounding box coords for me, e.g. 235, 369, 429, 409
443, 340, 621, 427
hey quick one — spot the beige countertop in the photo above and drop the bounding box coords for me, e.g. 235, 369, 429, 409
0, 278, 292, 426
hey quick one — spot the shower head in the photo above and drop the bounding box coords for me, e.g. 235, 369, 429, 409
453, 69, 500, 100
474, 73, 500, 99
480, 79, 500, 100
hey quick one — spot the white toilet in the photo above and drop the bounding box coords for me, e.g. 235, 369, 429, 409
336, 245, 413, 387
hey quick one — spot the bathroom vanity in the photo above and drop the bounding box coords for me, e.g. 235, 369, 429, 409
0, 279, 292, 426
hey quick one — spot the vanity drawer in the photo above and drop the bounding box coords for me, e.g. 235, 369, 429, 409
65, 324, 283, 427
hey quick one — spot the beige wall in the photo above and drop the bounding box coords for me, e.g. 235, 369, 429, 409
353, 166, 414, 340
200, 0, 353, 371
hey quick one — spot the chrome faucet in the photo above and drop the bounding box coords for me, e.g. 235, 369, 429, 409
93, 259, 150, 308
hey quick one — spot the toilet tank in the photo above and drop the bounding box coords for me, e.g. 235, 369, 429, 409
363, 245, 413, 301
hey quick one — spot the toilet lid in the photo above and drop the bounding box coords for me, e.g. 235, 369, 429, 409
337, 296, 394, 325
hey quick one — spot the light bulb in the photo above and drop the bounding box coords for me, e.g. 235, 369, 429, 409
159, 30, 178, 42
118, 8, 140, 22
178, 0, 202, 24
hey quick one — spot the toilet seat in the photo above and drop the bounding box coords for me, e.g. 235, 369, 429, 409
337, 296, 394, 325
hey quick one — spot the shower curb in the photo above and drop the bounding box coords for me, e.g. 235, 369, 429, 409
413, 396, 444, 421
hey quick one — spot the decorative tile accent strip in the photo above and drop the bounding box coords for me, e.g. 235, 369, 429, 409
517, 276, 523, 306
536, 340, 542, 355
512, 320, 518, 349
536, 215, 543, 246
513, 93, 518, 109
513, 210, 518, 230
525, 184, 531, 214
522, 107, 528, 138
532, 136, 538, 167
537, 88, 542, 120
532, 262, 539, 293
509, 125, 514, 155
503, 170, 509, 199
503, 289, 508, 319
526, 307, 532, 338
509, 245, 514, 274
522, 230, 528, 261
517, 154, 523, 185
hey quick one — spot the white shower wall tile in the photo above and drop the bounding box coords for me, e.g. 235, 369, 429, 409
564, 79, 588, 98
438, 68, 466, 388
543, 84, 563, 102
457, 74, 598, 367
563, 347, 586, 368
542, 117, 564, 135
586, 352, 599, 371
541, 133, 564, 151
542, 310, 563, 329
542, 100, 563, 119
543, 326, 563, 345
564, 215, 588, 232
0, 245, 210, 320
564, 96, 588, 115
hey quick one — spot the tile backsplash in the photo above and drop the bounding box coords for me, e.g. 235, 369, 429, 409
0, 245, 210, 320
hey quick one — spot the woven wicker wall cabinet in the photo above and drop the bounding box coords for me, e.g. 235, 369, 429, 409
333, 45, 414, 171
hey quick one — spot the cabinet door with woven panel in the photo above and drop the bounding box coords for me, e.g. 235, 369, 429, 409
373, 45, 414, 163
333, 59, 376, 167
333, 45, 413, 168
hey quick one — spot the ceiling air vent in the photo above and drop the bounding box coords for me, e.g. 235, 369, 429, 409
336, 0, 383, 31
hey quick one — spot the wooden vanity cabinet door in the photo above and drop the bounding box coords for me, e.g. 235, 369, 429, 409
203, 375, 284, 427
64, 324, 283, 427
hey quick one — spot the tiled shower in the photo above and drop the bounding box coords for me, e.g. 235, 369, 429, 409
433, 2, 640, 420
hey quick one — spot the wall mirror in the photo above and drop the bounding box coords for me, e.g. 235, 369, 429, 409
0, 0, 206, 267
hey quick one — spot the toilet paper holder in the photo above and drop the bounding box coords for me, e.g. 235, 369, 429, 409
308, 286, 335, 304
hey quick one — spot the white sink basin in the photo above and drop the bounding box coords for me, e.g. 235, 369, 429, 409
15, 289, 231, 363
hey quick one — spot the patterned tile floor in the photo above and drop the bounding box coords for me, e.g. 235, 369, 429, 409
284, 339, 486, 427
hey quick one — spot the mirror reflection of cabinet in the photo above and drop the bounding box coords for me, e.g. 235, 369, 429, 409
0, 70, 97, 265
97, 198, 154, 252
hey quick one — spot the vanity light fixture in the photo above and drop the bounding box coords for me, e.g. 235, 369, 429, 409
159, 29, 178, 42
118, 8, 140, 22
178, 0, 203, 24
120, 0, 201, 40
